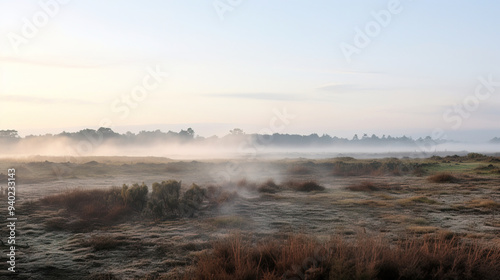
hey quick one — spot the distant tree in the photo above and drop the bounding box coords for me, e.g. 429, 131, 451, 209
352, 134, 359, 141
97, 127, 119, 138
0, 130, 19, 138
230, 128, 244, 135
179, 128, 195, 139
125, 131, 135, 138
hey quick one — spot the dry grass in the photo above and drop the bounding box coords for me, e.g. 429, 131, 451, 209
208, 216, 250, 228
206, 186, 238, 206
87, 273, 120, 280
257, 179, 281, 194
331, 159, 431, 177
40, 188, 132, 231
428, 172, 459, 183
467, 199, 500, 209
288, 165, 313, 175
281, 181, 325, 192
406, 226, 438, 234
346, 181, 380, 192
398, 196, 438, 206
82, 235, 127, 251
185, 233, 500, 280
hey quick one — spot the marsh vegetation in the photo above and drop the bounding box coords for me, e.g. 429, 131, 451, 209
1, 154, 499, 279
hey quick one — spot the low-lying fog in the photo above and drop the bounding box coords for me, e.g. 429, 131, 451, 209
1, 137, 499, 159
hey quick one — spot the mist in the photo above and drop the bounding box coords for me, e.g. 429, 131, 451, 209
1, 134, 499, 160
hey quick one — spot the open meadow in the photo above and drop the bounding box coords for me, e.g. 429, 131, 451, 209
1, 154, 499, 279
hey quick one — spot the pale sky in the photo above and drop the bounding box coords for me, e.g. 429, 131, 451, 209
1, 1, 499, 140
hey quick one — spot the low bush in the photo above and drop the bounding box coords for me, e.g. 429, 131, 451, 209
257, 179, 280, 193
148, 180, 182, 218
40, 180, 241, 226
346, 181, 380, 192
121, 183, 148, 210
288, 165, 312, 175
428, 172, 459, 183
282, 181, 325, 192
180, 183, 207, 217
41, 188, 125, 221
332, 160, 432, 177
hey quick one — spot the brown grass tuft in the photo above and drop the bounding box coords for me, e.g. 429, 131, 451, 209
428, 172, 459, 183
281, 181, 325, 192
257, 179, 280, 193
185, 233, 500, 280
288, 165, 312, 175
346, 181, 380, 192
87, 273, 120, 280
40, 188, 132, 231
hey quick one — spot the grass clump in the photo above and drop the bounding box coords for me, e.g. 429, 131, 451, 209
346, 181, 380, 192
40, 180, 237, 228
86, 273, 120, 280
186, 233, 500, 280
398, 196, 438, 206
121, 183, 148, 210
257, 179, 280, 194
40, 187, 130, 225
332, 159, 434, 177
428, 172, 459, 183
288, 165, 312, 175
467, 199, 500, 209
82, 235, 127, 251
208, 216, 249, 228
282, 181, 325, 192
407, 226, 438, 234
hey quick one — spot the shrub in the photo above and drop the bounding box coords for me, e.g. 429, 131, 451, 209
428, 172, 458, 183
257, 179, 280, 193
180, 183, 207, 217
467, 153, 487, 160
121, 183, 148, 210
282, 181, 325, 192
148, 180, 182, 218
346, 181, 380, 192
206, 186, 238, 206
288, 165, 312, 175
87, 273, 119, 280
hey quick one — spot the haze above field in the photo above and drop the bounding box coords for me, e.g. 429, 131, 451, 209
1, 1, 500, 140
1, 128, 499, 159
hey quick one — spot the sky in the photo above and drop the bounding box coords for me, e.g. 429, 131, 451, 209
0, 0, 499, 141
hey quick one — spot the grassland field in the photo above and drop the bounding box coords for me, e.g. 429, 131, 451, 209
0, 153, 499, 279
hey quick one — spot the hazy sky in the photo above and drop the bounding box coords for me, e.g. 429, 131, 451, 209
1, 1, 499, 140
